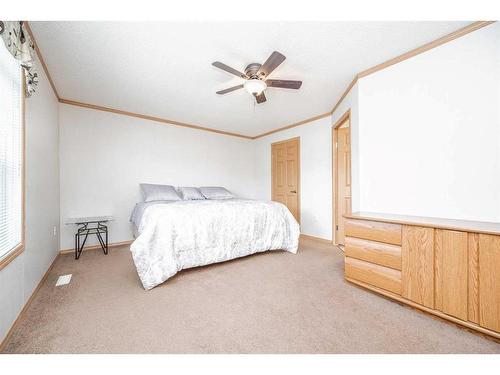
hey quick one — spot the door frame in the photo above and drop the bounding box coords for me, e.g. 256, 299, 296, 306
271, 136, 301, 224
332, 109, 352, 245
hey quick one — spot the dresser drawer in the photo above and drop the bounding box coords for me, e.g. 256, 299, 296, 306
345, 256, 402, 295
345, 219, 402, 245
345, 237, 402, 270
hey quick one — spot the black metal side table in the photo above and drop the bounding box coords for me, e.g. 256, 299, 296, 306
66, 216, 114, 260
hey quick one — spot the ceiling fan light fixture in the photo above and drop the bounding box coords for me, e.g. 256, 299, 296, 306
213, 52, 301, 104
244, 79, 267, 95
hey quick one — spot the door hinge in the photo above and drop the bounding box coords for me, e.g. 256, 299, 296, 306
336, 225, 339, 231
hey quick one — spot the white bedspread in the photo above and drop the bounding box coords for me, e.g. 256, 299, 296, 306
130, 199, 300, 289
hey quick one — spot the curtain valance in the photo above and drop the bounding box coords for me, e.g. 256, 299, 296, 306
0, 21, 38, 97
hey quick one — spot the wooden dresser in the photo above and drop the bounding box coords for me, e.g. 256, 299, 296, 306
344, 212, 500, 339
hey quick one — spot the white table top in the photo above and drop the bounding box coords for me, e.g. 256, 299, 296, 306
65, 216, 114, 224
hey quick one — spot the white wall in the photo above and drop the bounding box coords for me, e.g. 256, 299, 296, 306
4, 23, 499, 344
254, 117, 332, 240
357, 22, 500, 222
332, 85, 360, 213
254, 84, 359, 242
254, 23, 500, 236
0, 68, 60, 342
59, 105, 256, 250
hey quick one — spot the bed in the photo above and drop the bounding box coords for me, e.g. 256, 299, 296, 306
130, 198, 300, 290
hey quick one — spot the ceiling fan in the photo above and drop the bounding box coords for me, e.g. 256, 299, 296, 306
212, 51, 302, 104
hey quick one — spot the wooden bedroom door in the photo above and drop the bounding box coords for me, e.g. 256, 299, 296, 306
271, 137, 300, 223
334, 115, 351, 246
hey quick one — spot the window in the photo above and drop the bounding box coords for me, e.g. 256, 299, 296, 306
0, 43, 24, 269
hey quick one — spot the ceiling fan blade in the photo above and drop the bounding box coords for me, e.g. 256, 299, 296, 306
216, 84, 244, 95
253, 92, 267, 104
212, 61, 247, 79
266, 79, 302, 89
258, 51, 286, 77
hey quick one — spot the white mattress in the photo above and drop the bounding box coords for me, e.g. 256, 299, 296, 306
130, 199, 300, 289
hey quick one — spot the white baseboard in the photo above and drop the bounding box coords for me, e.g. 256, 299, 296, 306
59, 240, 134, 255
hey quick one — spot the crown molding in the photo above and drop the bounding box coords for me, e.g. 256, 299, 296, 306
330, 21, 495, 113
356, 21, 496, 80
27, 21, 496, 141
24, 21, 60, 100
252, 21, 496, 139
252, 112, 332, 139
59, 99, 254, 139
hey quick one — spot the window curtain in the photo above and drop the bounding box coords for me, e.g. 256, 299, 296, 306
0, 21, 38, 97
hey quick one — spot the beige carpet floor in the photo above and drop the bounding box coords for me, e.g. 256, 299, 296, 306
2, 238, 499, 353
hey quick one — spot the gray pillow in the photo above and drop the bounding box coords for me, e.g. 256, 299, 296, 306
177, 187, 205, 200
140, 184, 182, 202
199, 186, 234, 200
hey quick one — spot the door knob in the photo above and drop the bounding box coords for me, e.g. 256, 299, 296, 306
290, 190, 297, 193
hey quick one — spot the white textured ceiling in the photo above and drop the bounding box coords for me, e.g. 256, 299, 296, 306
30, 21, 470, 137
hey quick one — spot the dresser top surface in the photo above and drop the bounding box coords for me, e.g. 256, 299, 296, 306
345, 212, 500, 236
